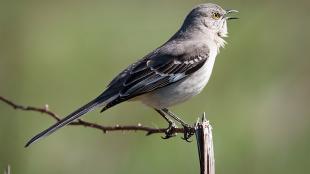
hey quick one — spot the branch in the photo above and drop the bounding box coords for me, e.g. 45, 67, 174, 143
1, 96, 216, 174
0, 96, 184, 135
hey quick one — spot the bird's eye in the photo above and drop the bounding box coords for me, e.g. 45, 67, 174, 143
211, 12, 221, 20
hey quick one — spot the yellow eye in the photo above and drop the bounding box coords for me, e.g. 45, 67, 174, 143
212, 12, 221, 20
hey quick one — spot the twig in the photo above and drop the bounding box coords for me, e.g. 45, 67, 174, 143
0, 96, 184, 135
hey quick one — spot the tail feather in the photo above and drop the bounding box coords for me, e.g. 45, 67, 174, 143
25, 95, 109, 147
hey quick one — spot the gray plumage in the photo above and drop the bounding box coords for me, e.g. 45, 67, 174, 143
25, 3, 237, 147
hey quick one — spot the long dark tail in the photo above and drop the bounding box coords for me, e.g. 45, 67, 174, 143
25, 93, 112, 147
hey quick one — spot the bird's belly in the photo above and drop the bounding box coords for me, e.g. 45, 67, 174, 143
137, 53, 216, 109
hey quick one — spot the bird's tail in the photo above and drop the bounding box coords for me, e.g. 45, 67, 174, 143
25, 93, 112, 147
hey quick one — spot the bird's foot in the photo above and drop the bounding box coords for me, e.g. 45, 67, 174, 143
161, 122, 178, 139
181, 124, 195, 142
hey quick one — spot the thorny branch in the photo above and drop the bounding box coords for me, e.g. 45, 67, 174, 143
1, 96, 215, 174
0, 96, 185, 135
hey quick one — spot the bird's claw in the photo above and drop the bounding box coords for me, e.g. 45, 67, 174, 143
181, 124, 194, 142
161, 122, 178, 139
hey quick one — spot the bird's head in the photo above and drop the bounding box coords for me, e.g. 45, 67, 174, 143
182, 3, 238, 39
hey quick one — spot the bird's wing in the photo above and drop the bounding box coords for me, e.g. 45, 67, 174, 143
103, 43, 210, 110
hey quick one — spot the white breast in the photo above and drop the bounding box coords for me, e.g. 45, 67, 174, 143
138, 43, 218, 109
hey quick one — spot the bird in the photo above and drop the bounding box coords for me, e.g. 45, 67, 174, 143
25, 3, 238, 147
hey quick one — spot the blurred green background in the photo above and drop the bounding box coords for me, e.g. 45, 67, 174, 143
1, 0, 310, 173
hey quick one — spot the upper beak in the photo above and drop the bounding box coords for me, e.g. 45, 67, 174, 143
225, 9, 239, 20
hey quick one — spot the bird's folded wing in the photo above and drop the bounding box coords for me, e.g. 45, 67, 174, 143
120, 53, 209, 97
103, 46, 209, 109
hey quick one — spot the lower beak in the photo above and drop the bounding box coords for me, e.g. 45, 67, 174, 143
227, 17, 239, 20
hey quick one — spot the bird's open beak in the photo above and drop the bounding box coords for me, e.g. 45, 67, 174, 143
225, 9, 239, 20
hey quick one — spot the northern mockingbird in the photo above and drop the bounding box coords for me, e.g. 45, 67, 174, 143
25, 3, 237, 147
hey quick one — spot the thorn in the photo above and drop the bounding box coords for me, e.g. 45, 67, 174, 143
44, 104, 49, 111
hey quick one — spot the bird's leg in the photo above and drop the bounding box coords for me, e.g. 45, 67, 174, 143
154, 109, 178, 139
162, 108, 195, 142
